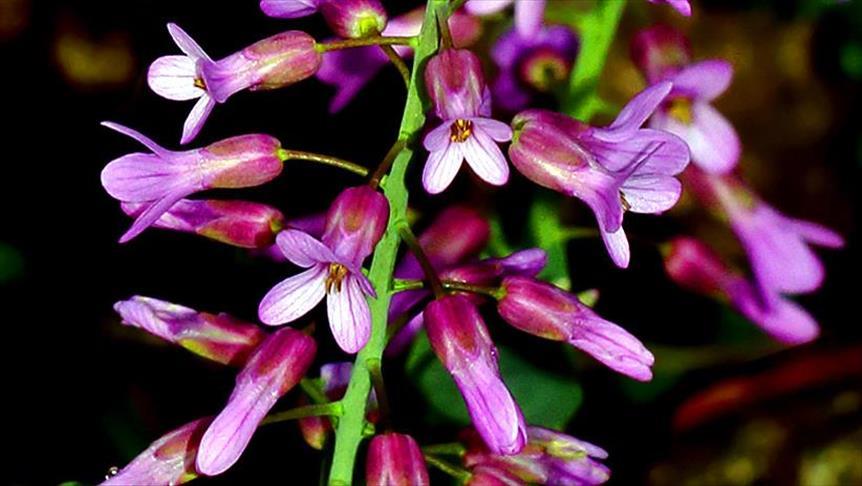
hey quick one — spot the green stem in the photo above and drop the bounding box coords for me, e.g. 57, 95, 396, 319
278, 149, 369, 177
423, 454, 472, 483
422, 443, 466, 457
262, 402, 342, 425
379, 44, 411, 87
326, 3, 445, 484
301, 378, 330, 405
398, 224, 445, 298
442, 281, 504, 300
317, 36, 417, 52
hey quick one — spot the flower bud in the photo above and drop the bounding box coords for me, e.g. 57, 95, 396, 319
122, 199, 285, 249
630, 24, 690, 82
498, 276, 654, 381
201, 31, 322, 103
320, 0, 388, 38
425, 295, 527, 455
663, 237, 736, 297
197, 328, 316, 475
366, 433, 430, 485
425, 48, 488, 120
322, 186, 390, 265
102, 417, 211, 486
113, 296, 266, 366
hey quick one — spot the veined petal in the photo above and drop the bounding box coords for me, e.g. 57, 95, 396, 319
466, 0, 513, 15
181, 95, 216, 145
423, 144, 463, 194
326, 276, 371, 353
786, 218, 845, 249
621, 174, 682, 214
454, 363, 527, 456
685, 103, 740, 175
260, 0, 320, 18
120, 189, 192, 243
473, 117, 513, 142
101, 153, 194, 202
423, 122, 454, 153
602, 81, 672, 140
600, 225, 630, 269
731, 283, 819, 345
148, 55, 204, 101
568, 317, 654, 381
258, 265, 327, 325
167, 23, 211, 61
588, 128, 690, 175
101, 122, 170, 157
276, 229, 339, 268
671, 60, 733, 101
463, 128, 510, 186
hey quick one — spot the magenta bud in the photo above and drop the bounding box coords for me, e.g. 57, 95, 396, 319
663, 237, 736, 298
322, 186, 390, 265
366, 433, 430, 485
630, 25, 691, 82
298, 413, 329, 450
425, 295, 527, 455
197, 328, 316, 476
498, 276, 654, 381
201, 31, 323, 103
102, 417, 211, 486
113, 296, 266, 366
122, 199, 285, 249
424, 48, 489, 120
320, 0, 388, 38
441, 248, 547, 288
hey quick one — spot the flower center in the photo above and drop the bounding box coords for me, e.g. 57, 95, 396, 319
194, 77, 207, 90
620, 192, 631, 211
520, 48, 572, 93
325, 263, 349, 294
450, 119, 473, 143
667, 98, 693, 125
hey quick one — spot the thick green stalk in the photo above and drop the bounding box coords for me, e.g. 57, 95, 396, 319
326, 2, 445, 484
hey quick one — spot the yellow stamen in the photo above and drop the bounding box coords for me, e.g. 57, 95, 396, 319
325, 263, 349, 294
667, 98, 693, 125
449, 119, 473, 143
620, 192, 631, 212
194, 77, 207, 90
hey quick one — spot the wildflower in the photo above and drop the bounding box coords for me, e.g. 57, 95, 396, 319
498, 276, 654, 381
463, 426, 610, 485
258, 186, 389, 353
316, 8, 481, 112
632, 25, 739, 174
121, 199, 285, 249
465, 0, 546, 38
102, 417, 211, 485
509, 82, 690, 267
197, 328, 316, 475
423, 48, 512, 194
425, 295, 527, 455
148, 23, 321, 143
101, 122, 283, 242
261, 0, 388, 39
366, 433, 430, 485
664, 237, 822, 344
491, 24, 579, 112
647, 0, 692, 16
113, 296, 266, 366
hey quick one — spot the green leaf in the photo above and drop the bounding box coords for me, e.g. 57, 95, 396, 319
406, 332, 582, 429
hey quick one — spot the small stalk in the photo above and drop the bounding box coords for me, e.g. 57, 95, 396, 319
422, 443, 466, 457
392, 278, 425, 293
398, 224, 445, 298
369, 139, 407, 190
317, 36, 417, 52
365, 358, 391, 429
262, 402, 343, 425
379, 44, 411, 87
278, 149, 369, 177
442, 280, 504, 300
301, 378, 330, 405
423, 454, 471, 483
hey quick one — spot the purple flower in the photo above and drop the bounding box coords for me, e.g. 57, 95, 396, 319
632, 26, 739, 174
465, 0, 546, 38
102, 417, 211, 485
101, 122, 283, 243
197, 328, 316, 476
491, 24, 579, 113
316, 8, 481, 112
121, 199, 285, 249
425, 295, 527, 455
498, 276, 654, 381
148, 24, 321, 143
664, 237, 822, 344
509, 82, 690, 268
113, 296, 266, 366
261, 0, 388, 39
647, 0, 692, 16
258, 186, 389, 353
463, 426, 610, 485
422, 48, 513, 194
366, 433, 430, 485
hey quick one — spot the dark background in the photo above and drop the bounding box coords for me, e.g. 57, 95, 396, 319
1, 0, 859, 484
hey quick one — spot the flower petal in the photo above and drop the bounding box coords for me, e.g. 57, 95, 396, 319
326, 276, 371, 353
181, 95, 216, 145
120, 189, 192, 243
621, 174, 682, 214
454, 362, 527, 455
600, 225, 630, 269
786, 218, 845, 249
568, 316, 655, 381
167, 23, 210, 61
587, 129, 690, 175
259, 0, 320, 18
423, 144, 463, 194
473, 117, 513, 142
462, 127, 510, 186
423, 122, 454, 153
514, 0, 545, 37
731, 282, 819, 345
602, 81, 672, 139
101, 154, 194, 202
276, 229, 339, 268
258, 265, 327, 325
671, 60, 733, 101
465, 0, 513, 15
102, 122, 170, 156
148, 55, 204, 101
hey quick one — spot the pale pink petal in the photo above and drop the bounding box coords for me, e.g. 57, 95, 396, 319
672, 60, 733, 101
101, 154, 194, 202
473, 117, 513, 142
148, 55, 204, 101
621, 174, 682, 214
653, 104, 740, 175
601, 225, 630, 269
260, 0, 320, 18
587, 129, 690, 175
466, 0, 513, 15
731, 283, 819, 345
569, 317, 654, 381
462, 128, 510, 186
167, 23, 210, 61
326, 276, 371, 353
101, 122, 170, 156
181, 95, 216, 145
423, 123, 453, 153
258, 265, 327, 325
602, 81, 672, 140
514, 0, 545, 37
120, 189, 191, 243
786, 218, 845, 249
276, 229, 339, 268
423, 145, 463, 194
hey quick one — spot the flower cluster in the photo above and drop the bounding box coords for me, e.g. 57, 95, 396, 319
98, 0, 842, 484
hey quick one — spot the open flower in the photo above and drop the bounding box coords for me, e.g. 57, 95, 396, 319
148, 23, 321, 143
100, 122, 283, 242
425, 295, 527, 455
422, 48, 513, 194
258, 186, 389, 353
509, 82, 690, 267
